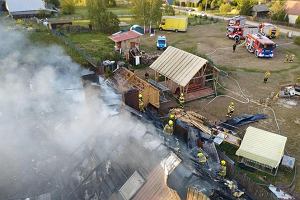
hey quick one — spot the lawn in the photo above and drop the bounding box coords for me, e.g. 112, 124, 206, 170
29, 30, 89, 66
66, 32, 117, 62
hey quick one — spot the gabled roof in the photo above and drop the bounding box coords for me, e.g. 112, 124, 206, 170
109, 30, 141, 43
251, 4, 269, 12
149, 46, 208, 87
236, 126, 287, 168
6, 0, 46, 12
286, 0, 300, 15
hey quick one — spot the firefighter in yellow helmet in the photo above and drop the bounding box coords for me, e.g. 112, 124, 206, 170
169, 113, 175, 121
226, 102, 235, 118
219, 160, 227, 178
179, 93, 185, 109
138, 93, 145, 112
163, 120, 174, 135
264, 70, 271, 84
197, 151, 207, 164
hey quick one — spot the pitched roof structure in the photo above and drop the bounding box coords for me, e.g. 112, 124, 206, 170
236, 126, 287, 168
109, 31, 142, 43
5, 0, 46, 13
251, 4, 269, 12
149, 46, 208, 87
286, 0, 300, 15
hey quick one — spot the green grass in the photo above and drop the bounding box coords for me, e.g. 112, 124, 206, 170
29, 30, 88, 66
66, 32, 117, 62
108, 7, 132, 16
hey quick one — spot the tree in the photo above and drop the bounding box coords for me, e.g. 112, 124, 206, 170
45, 0, 60, 7
270, 0, 288, 22
131, 0, 163, 28
104, 0, 117, 7
237, 0, 257, 16
87, 0, 119, 33
164, 5, 175, 16
61, 0, 75, 15
219, 3, 231, 14
296, 16, 300, 27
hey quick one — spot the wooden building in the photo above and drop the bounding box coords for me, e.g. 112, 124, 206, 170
109, 30, 142, 61
149, 46, 219, 102
251, 4, 269, 18
112, 67, 160, 109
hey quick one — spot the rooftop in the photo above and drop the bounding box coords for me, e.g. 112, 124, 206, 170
149, 46, 208, 87
236, 126, 287, 168
109, 30, 142, 43
286, 0, 300, 15
249, 33, 275, 45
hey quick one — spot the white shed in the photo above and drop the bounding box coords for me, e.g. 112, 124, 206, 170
236, 126, 287, 175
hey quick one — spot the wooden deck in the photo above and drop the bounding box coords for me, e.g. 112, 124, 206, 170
185, 87, 215, 102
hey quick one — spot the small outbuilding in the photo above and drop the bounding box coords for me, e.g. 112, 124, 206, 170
286, 0, 300, 24
5, 0, 55, 18
109, 30, 142, 61
149, 46, 219, 102
236, 126, 287, 175
251, 4, 269, 18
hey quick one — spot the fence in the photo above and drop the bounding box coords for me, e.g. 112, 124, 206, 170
51, 30, 98, 69
226, 164, 277, 200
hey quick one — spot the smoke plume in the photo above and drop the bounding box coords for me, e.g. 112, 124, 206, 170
0, 22, 161, 199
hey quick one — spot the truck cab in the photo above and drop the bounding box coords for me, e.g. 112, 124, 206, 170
245, 33, 276, 58
226, 25, 258, 41
259, 23, 280, 39
228, 16, 246, 27
156, 36, 167, 50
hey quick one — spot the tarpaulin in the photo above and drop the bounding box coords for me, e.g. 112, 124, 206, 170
220, 114, 268, 130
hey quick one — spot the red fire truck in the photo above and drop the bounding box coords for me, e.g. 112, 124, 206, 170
226, 25, 259, 41
228, 16, 246, 27
245, 33, 276, 58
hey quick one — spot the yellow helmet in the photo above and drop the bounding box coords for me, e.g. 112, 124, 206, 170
197, 152, 203, 156
168, 120, 174, 126
221, 160, 226, 166
230, 102, 234, 106
180, 93, 184, 97
139, 94, 143, 98
169, 114, 175, 120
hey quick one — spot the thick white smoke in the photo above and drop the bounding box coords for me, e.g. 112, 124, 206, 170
0, 22, 161, 199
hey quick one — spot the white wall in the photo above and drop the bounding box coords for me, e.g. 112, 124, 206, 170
289, 14, 298, 24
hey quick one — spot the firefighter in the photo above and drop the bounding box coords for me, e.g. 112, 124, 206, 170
145, 72, 149, 80
233, 43, 237, 53
264, 70, 271, 84
289, 54, 295, 63
226, 102, 235, 118
163, 120, 174, 135
179, 93, 185, 108
197, 151, 207, 164
219, 160, 227, 178
169, 113, 175, 121
285, 54, 290, 63
138, 93, 145, 112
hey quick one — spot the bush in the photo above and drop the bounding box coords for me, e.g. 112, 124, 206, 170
219, 3, 231, 14
61, 0, 75, 15
295, 36, 300, 46
296, 16, 300, 28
